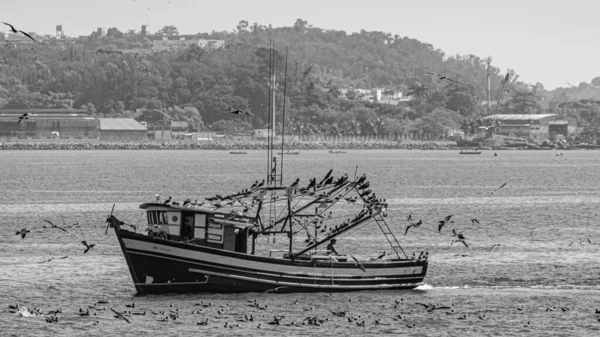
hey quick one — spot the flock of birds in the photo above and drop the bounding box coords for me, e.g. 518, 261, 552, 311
9, 294, 600, 330
403, 182, 509, 251
15, 218, 96, 259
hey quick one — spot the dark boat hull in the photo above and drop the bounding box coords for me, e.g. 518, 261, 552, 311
115, 229, 428, 294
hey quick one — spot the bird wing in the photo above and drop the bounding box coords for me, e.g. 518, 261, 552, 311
42, 218, 69, 233
404, 225, 412, 235
425, 71, 439, 76
82, 241, 88, 247
1, 22, 15, 31
415, 302, 430, 308
445, 215, 453, 221
438, 221, 445, 232
460, 240, 469, 248
19, 31, 36, 42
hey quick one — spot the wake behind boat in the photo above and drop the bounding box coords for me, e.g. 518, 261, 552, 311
107, 171, 428, 294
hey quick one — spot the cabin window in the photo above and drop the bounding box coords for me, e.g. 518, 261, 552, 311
207, 222, 224, 243
147, 211, 168, 225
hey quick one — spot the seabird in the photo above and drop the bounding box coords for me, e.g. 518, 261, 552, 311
490, 182, 508, 194
15, 228, 31, 239
17, 113, 34, 124
406, 214, 412, 221
437, 215, 454, 232
451, 239, 469, 248
350, 256, 366, 272
1, 22, 36, 42
41, 219, 69, 233
163, 196, 172, 205
471, 218, 480, 225
405, 220, 422, 235
489, 244, 501, 252
110, 308, 131, 323
82, 241, 96, 253
224, 108, 254, 117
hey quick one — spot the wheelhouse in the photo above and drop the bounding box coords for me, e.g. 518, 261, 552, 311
140, 203, 253, 254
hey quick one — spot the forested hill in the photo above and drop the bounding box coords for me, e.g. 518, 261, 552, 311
0, 19, 564, 137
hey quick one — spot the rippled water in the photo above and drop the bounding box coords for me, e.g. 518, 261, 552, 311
2, 149, 600, 336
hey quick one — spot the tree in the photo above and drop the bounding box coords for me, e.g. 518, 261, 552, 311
294, 19, 308, 35
236, 20, 249, 33
159, 25, 179, 36
445, 84, 478, 116
503, 91, 540, 114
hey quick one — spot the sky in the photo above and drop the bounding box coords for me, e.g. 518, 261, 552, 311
2, 0, 600, 90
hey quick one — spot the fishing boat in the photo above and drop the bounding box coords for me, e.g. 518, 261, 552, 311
329, 149, 346, 154
229, 151, 248, 155
106, 42, 427, 294
107, 170, 428, 294
459, 148, 482, 155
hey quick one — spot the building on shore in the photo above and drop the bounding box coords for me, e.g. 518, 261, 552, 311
0, 109, 147, 140
150, 35, 225, 52
0, 109, 98, 139
98, 118, 148, 141
148, 121, 189, 140
482, 114, 577, 141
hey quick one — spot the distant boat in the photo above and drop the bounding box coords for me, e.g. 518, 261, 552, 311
277, 149, 300, 156
229, 151, 247, 155
329, 149, 346, 154
459, 148, 481, 155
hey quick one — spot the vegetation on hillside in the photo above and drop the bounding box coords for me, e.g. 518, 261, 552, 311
1, 19, 596, 138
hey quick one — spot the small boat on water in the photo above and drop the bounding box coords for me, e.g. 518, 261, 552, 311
230, 151, 247, 155
276, 149, 300, 155
459, 148, 482, 155
329, 149, 346, 154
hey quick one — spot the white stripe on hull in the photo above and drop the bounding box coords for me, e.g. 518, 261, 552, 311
122, 238, 423, 278
188, 267, 423, 290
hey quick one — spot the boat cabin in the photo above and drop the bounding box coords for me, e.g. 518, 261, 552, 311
140, 203, 254, 253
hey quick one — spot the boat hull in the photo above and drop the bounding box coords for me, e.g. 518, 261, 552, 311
115, 230, 428, 294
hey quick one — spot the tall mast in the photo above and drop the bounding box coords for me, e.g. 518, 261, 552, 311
279, 47, 288, 185
266, 40, 273, 185
486, 57, 491, 115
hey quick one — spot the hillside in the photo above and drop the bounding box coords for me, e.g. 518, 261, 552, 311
1, 19, 590, 138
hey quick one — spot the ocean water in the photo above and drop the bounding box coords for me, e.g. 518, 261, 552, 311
1, 149, 599, 336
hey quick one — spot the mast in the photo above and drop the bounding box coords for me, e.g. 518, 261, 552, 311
486, 57, 491, 115
266, 40, 273, 185
279, 47, 289, 185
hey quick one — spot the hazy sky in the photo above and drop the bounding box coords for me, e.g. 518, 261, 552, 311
2, 0, 599, 90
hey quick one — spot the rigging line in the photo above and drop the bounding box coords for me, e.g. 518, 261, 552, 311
280, 46, 288, 185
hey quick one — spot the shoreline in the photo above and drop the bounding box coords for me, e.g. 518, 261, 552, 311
0, 140, 595, 150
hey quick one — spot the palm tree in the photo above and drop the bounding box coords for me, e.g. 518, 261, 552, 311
406, 82, 430, 99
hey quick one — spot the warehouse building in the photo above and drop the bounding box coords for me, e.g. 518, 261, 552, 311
98, 118, 148, 141
482, 114, 577, 141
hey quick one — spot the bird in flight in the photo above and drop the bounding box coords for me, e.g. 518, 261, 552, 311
452, 238, 469, 248
110, 308, 131, 323
82, 241, 96, 254
38, 256, 69, 264
471, 218, 480, 225
224, 108, 254, 117
489, 183, 507, 195
452, 228, 466, 240
18, 113, 33, 124
488, 244, 501, 252
437, 215, 454, 232
41, 219, 69, 233
426, 71, 462, 85
15, 228, 31, 239
405, 220, 422, 235
350, 256, 366, 272
1, 22, 36, 42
